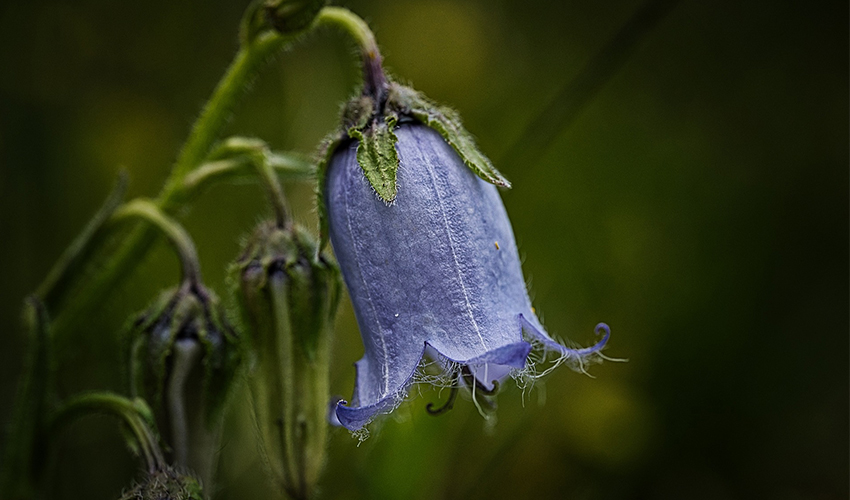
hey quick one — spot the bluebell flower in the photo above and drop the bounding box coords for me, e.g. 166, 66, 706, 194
325, 123, 610, 432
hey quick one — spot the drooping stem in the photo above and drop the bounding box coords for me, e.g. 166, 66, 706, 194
256, 155, 291, 229
51, 23, 291, 335
112, 199, 202, 286
45, 6, 381, 336
316, 7, 388, 102
46, 393, 165, 472
205, 137, 292, 228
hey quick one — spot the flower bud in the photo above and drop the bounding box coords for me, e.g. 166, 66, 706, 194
128, 281, 240, 489
119, 466, 203, 500
231, 221, 340, 500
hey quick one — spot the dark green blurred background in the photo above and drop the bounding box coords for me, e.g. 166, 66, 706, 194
1, 0, 847, 499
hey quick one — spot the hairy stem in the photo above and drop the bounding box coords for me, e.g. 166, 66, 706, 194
46, 393, 165, 472
255, 154, 291, 228
112, 199, 203, 286
316, 7, 387, 101
181, 151, 314, 197
51, 29, 290, 335
46, 7, 383, 336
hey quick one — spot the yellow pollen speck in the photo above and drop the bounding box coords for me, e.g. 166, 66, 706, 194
531, 307, 536, 314
494, 241, 500, 250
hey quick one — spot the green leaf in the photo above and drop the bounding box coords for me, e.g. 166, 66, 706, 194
36, 171, 128, 309
350, 116, 400, 203
388, 83, 511, 189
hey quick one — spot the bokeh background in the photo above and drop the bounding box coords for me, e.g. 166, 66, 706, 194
1, 0, 847, 499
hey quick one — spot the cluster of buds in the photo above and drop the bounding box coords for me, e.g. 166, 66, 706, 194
12, 5, 615, 500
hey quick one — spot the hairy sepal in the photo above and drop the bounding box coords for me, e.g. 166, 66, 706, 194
387, 82, 511, 189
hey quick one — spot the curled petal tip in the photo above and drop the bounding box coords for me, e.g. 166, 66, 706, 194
327, 397, 346, 426
586, 323, 611, 353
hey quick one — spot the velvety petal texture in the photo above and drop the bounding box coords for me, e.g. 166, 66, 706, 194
326, 123, 608, 431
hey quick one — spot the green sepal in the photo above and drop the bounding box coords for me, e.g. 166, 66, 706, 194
342, 94, 374, 132
350, 115, 400, 203
387, 82, 511, 189
316, 133, 343, 251
197, 291, 242, 425
128, 288, 180, 416
230, 221, 340, 361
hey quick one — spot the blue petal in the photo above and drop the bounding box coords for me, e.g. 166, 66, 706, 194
326, 124, 607, 431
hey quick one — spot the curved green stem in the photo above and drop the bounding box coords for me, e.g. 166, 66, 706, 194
47, 7, 385, 335
51, 23, 292, 335
255, 153, 291, 228
203, 137, 292, 228
315, 7, 387, 100
315, 7, 379, 56
46, 393, 164, 472
181, 152, 314, 196
112, 199, 202, 286
159, 31, 289, 203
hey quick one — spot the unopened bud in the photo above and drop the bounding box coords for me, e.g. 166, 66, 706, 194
128, 281, 240, 489
231, 221, 340, 500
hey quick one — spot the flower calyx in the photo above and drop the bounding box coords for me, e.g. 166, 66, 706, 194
317, 80, 512, 249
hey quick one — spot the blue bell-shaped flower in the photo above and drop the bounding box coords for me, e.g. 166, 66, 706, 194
325, 123, 609, 431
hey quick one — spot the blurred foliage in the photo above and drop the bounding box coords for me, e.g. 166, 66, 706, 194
0, 0, 847, 499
